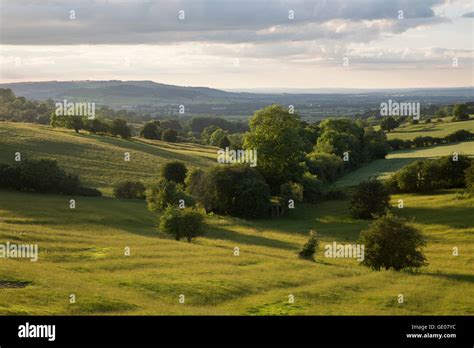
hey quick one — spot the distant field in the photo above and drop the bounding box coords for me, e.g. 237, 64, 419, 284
332, 141, 474, 188
0, 122, 217, 194
387, 119, 474, 140
0, 189, 472, 315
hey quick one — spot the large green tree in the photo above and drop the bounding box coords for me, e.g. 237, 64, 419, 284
243, 104, 306, 191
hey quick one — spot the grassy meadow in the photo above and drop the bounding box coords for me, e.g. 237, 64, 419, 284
0, 122, 473, 315
332, 140, 474, 187
386, 118, 474, 140
0, 123, 216, 194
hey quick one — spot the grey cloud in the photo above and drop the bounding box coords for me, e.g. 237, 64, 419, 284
0, 0, 447, 45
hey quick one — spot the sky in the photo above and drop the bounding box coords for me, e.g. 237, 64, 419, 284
0, 0, 473, 90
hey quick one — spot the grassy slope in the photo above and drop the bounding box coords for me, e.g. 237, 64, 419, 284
332, 141, 474, 188
0, 190, 472, 315
386, 118, 474, 140
0, 123, 472, 315
0, 122, 217, 194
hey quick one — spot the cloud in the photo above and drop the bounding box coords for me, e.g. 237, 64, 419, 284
0, 0, 448, 45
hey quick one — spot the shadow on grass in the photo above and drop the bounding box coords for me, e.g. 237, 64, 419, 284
206, 225, 298, 251
0, 190, 157, 238
419, 272, 474, 284
78, 133, 214, 167
396, 205, 474, 229
391, 125, 438, 134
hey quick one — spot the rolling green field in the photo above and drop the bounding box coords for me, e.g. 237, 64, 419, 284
0, 189, 472, 315
0, 122, 217, 194
386, 118, 474, 140
332, 140, 474, 188
0, 122, 473, 315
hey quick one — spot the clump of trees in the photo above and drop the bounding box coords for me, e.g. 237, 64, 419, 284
388, 155, 472, 193
0, 159, 101, 196
113, 181, 146, 199
314, 118, 387, 170
145, 162, 206, 243
50, 115, 132, 139
350, 179, 390, 219
187, 165, 271, 218
0, 88, 54, 124
452, 103, 470, 121
146, 179, 194, 212
359, 213, 428, 271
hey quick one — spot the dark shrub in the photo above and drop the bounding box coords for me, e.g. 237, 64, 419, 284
444, 130, 473, 143
161, 161, 187, 185
0, 163, 21, 190
140, 122, 161, 140
162, 128, 178, 142
298, 230, 318, 261
359, 213, 428, 271
0, 159, 98, 196
17, 159, 80, 194
350, 179, 390, 219
218, 136, 231, 149
110, 119, 132, 139
465, 161, 474, 193
113, 181, 146, 199
85, 118, 110, 134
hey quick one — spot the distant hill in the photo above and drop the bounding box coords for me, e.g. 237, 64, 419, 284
1, 80, 472, 119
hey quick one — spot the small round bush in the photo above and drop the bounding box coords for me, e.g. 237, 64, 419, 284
162, 128, 178, 142
158, 206, 206, 242
350, 179, 390, 219
113, 181, 146, 199
161, 161, 187, 185
359, 213, 428, 271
